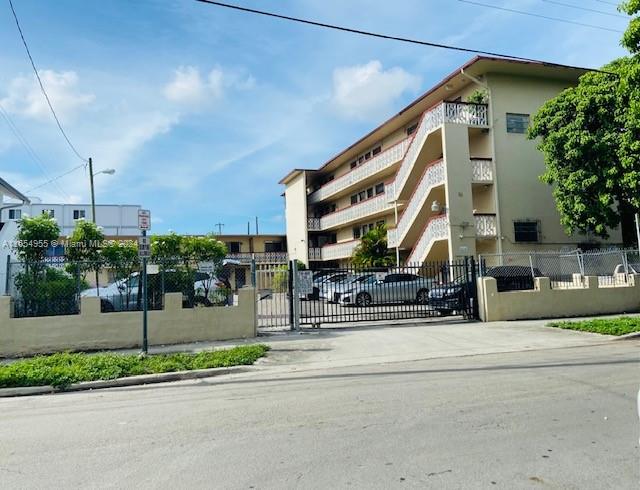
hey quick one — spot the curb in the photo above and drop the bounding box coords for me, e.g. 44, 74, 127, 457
0, 366, 252, 398
613, 331, 640, 341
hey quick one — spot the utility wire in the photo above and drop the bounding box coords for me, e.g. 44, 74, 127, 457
594, 0, 620, 6
458, 0, 623, 33
8, 0, 88, 163
0, 102, 71, 201
25, 163, 86, 194
540, 0, 628, 18
195, 0, 619, 74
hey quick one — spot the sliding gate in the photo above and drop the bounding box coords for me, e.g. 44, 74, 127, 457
296, 258, 478, 326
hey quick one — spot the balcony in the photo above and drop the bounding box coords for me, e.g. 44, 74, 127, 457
308, 247, 322, 261
307, 217, 321, 231
321, 240, 361, 261
308, 138, 410, 204
471, 158, 493, 183
406, 214, 450, 265
391, 101, 488, 201
388, 159, 445, 248
319, 186, 394, 230
475, 214, 497, 237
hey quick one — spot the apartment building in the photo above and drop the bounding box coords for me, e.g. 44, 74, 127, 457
280, 56, 622, 267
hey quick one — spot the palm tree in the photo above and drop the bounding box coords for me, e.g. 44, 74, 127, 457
351, 224, 395, 268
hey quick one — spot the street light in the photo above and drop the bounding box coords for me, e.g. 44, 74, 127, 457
88, 157, 116, 223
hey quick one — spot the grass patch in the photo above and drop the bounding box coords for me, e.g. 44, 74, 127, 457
0, 344, 269, 389
547, 317, 640, 336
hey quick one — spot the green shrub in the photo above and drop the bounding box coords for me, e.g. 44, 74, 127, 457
547, 317, 640, 336
0, 344, 269, 388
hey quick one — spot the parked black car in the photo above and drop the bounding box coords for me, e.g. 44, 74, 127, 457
428, 277, 470, 315
485, 265, 543, 292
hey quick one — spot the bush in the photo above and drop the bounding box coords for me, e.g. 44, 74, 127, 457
14, 267, 84, 317
0, 344, 270, 388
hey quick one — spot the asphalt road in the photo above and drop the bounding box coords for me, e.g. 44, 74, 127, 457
1, 342, 638, 489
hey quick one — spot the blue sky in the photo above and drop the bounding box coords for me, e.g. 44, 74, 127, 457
0, 0, 629, 235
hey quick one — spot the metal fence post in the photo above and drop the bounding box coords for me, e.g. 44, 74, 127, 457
287, 260, 294, 330
291, 259, 300, 331
469, 256, 479, 320
250, 258, 257, 287
4, 255, 10, 296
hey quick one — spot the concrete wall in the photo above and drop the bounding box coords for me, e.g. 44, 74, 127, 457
477, 276, 640, 322
284, 172, 309, 265
0, 288, 257, 358
487, 73, 623, 252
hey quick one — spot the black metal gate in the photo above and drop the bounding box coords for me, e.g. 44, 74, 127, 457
297, 258, 478, 326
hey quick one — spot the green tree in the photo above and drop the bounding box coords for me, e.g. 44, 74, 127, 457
150, 232, 183, 269
65, 220, 105, 289
14, 214, 59, 264
528, 3, 640, 242
351, 225, 395, 268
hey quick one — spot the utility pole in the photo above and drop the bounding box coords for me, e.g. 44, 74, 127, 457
255, 216, 259, 235
635, 213, 640, 256
88, 157, 96, 223
215, 222, 224, 235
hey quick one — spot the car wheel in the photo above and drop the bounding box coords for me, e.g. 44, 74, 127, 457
100, 299, 115, 313
355, 292, 372, 307
416, 289, 429, 305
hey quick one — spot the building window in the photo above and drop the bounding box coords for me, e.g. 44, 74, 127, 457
375, 183, 385, 195
8, 209, 21, 220
226, 242, 241, 253
42, 209, 55, 218
376, 220, 385, 227
514, 220, 539, 242
73, 209, 86, 220
353, 227, 361, 239
506, 113, 530, 134
372, 146, 381, 156
406, 123, 418, 136
264, 241, 283, 253
351, 194, 358, 205
350, 161, 357, 169
367, 187, 374, 199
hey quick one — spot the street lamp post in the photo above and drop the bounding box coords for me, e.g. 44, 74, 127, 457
88, 157, 116, 223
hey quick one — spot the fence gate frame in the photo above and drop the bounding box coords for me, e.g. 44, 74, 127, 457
291, 257, 479, 328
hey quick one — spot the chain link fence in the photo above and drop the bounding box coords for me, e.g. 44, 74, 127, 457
7, 257, 240, 318
479, 249, 640, 291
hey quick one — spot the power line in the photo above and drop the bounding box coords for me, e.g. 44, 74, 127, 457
0, 101, 71, 201
194, 0, 568, 64
25, 163, 86, 194
7, 0, 88, 163
594, 0, 620, 6
458, 0, 623, 33
540, 0, 628, 19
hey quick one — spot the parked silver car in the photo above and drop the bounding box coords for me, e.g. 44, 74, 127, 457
325, 274, 376, 303
338, 273, 430, 307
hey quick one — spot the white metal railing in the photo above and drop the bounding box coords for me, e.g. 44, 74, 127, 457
308, 248, 322, 261
226, 252, 289, 263
406, 214, 449, 264
308, 138, 410, 204
388, 160, 445, 248
307, 217, 321, 231
321, 240, 361, 261
471, 158, 493, 182
319, 186, 394, 230
475, 214, 497, 237
391, 102, 488, 200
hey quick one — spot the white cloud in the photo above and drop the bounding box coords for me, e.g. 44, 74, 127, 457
331, 60, 421, 121
163, 65, 256, 106
163, 66, 206, 104
0, 70, 94, 121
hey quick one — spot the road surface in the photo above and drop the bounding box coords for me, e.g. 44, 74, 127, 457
0, 342, 638, 489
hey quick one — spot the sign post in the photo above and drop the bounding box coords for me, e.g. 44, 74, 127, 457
138, 210, 151, 354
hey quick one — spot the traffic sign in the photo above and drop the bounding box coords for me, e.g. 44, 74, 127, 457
297, 270, 314, 295
138, 209, 151, 230
138, 236, 151, 258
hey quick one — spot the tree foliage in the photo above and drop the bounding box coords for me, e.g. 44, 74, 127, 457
14, 214, 60, 264
528, 3, 640, 240
351, 225, 395, 268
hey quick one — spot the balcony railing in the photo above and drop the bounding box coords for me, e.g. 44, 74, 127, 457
307, 217, 321, 231
471, 158, 493, 183
226, 252, 289, 263
406, 214, 450, 264
319, 186, 394, 230
388, 159, 445, 248
308, 138, 410, 204
308, 247, 322, 261
391, 101, 488, 201
321, 240, 361, 261
475, 214, 497, 237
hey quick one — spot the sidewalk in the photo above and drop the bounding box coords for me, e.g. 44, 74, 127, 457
110, 314, 639, 373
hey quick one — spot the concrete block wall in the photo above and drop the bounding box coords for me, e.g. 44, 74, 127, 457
477, 275, 640, 322
0, 288, 257, 357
